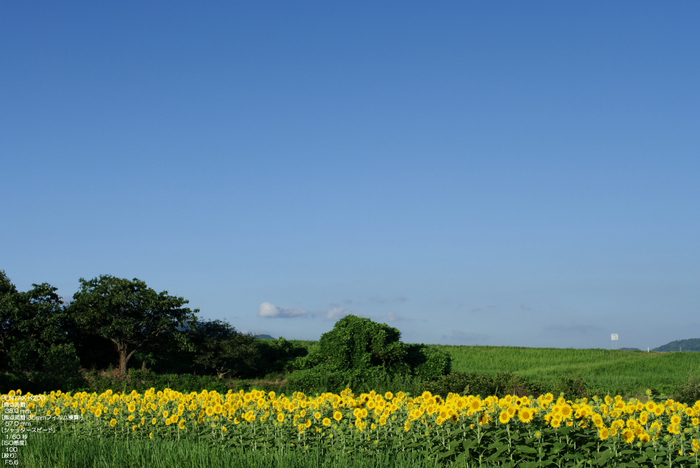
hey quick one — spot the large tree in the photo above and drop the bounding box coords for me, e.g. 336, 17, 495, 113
69, 275, 198, 374
188, 319, 258, 378
0, 270, 20, 369
288, 315, 451, 392
0, 270, 82, 391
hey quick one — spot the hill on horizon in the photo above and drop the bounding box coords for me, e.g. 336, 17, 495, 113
653, 338, 700, 352
255, 334, 276, 340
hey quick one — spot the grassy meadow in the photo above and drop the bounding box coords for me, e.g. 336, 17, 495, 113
287, 340, 700, 397
433, 345, 700, 396
9, 434, 460, 468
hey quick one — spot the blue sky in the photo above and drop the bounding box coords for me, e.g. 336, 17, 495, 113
2, 2, 698, 350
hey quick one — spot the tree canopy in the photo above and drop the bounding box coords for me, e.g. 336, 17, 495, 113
313, 315, 408, 372
0, 270, 82, 391
69, 275, 198, 374
289, 315, 451, 391
188, 319, 258, 378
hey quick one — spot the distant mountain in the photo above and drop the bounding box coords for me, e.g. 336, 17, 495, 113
619, 347, 641, 351
255, 334, 276, 340
653, 338, 700, 352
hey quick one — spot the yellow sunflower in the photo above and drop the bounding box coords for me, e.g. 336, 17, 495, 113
499, 411, 511, 424
518, 408, 534, 423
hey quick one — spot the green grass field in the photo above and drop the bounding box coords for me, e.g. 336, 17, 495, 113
289, 340, 700, 396
10, 433, 531, 468
433, 345, 700, 396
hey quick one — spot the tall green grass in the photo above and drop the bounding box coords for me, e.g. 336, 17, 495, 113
13, 433, 504, 468
434, 345, 700, 395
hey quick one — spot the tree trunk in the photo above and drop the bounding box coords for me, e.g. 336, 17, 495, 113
113, 341, 138, 375
119, 346, 128, 375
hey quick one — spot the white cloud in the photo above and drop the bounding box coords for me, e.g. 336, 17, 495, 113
257, 302, 308, 318
387, 311, 407, 322
257, 302, 354, 321
323, 306, 352, 321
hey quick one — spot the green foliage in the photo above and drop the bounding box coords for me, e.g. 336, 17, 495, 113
654, 338, 700, 352
406, 344, 452, 381
673, 371, 700, 404
309, 315, 408, 372
71, 330, 117, 370
16, 433, 511, 468
422, 372, 493, 397
288, 315, 450, 393
69, 275, 198, 374
254, 337, 307, 375
0, 270, 18, 366
187, 319, 259, 378
285, 368, 352, 393
16, 388, 700, 468
0, 272, 83, 392
80, 369, 248, 394
423, 371, 595, 400
491, 371, 545, 397
422, 372, 544, 398
556, 373, 589, 399
436, 344, 700, 395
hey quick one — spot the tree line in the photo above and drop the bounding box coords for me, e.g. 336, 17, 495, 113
0, 271, 311, 392
0, 270, 452, 394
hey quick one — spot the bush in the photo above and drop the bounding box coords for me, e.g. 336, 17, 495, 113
0, 372, 23, 394
492, 372, 545, 397
254, 338, 308, 375
286, 368, 353, 394
422, 372, 545, 398
304, 315, 408, 373
405, 345, 451, 381
6, 341, 84, 393
42, 367, 296, 395
556, 374, 589, 399
673, 371, 700, 405
80, 369, 248, 394
291, 316, 451, 387
422, 372, 487, 397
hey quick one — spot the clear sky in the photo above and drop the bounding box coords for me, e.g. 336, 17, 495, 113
2, 2, 698, 350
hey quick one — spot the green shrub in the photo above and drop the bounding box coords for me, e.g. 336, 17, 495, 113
421, 372, 486, 397
673, 371, 700, 404
556, 373, 590, 399
80, 369, 246, 394
405, 344, 451, 381
286, 368, 352, 393
422, 372, 545, 398
492, 371, 544, 397
305, 315, 408, 373
0, 372, 23, 394
255, 338, 308, 375
290, 316, 451, 391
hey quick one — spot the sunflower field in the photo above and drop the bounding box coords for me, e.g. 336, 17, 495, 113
3, 388, 700, 467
